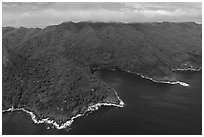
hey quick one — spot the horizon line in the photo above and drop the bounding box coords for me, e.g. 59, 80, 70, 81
3, 21, 202, 29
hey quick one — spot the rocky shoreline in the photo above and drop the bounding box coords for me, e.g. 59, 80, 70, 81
172, 68, 202, 72
3, 67, 200, 129
124, 69, 190, 87
107, 68, 190, 87
122, 67, 202, 87
2, 90, 124, 130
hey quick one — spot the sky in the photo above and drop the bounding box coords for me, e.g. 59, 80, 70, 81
2, 2, 202, 28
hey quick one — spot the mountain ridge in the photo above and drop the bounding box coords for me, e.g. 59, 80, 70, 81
2, 21, 202, 128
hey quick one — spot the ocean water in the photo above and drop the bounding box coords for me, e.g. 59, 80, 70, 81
2, 69, 202, 135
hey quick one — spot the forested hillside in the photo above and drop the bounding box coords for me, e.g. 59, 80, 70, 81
2, 22, 202, 125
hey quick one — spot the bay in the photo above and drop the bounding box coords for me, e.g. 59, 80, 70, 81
2, 69, 202, 135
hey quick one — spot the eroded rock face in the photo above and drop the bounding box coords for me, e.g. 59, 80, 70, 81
2, 22, 202, 123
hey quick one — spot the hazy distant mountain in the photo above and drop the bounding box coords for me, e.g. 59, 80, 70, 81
2, 22, 202, 126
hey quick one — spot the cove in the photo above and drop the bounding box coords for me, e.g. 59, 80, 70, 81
2, 69, 202, 135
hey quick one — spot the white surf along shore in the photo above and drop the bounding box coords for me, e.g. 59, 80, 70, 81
172, 68, 202, 72
110, 68, 192, 87
3, 67, 201, 129
120, 67, 201, 87
2, 90, 125, 130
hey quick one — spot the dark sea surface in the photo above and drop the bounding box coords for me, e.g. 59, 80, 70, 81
2, 69, 202, 135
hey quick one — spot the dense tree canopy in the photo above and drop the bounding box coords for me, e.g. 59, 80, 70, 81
2, 22, 202, 124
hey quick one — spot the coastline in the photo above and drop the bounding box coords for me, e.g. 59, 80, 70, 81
2, 90, 124, 130
3, 67, 200, 129
109, 68, 190, 87
124, 69, 190, 87
172, 68, 202, 72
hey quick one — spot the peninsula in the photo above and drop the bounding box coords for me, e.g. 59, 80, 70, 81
2, 22, 202, 129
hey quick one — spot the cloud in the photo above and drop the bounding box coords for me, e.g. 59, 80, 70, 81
2, 2, 202, 28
